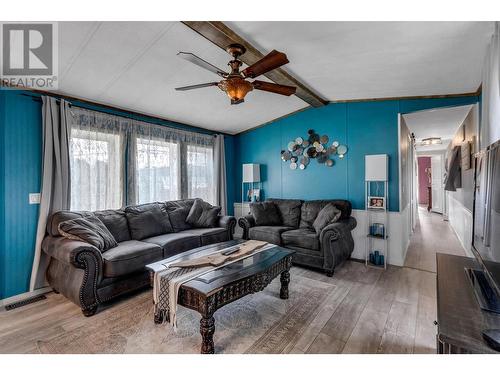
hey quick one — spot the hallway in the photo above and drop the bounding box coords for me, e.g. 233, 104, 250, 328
404, 206, 467, 273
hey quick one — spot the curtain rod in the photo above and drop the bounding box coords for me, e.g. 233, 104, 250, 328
19, 92, 224, 137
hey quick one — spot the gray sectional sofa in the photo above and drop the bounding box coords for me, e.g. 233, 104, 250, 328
238, 199, 357, 276
42, 199, 236, 316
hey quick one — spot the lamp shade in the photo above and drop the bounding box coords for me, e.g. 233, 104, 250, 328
365, 154, 388, 181
242, 163, 260, 183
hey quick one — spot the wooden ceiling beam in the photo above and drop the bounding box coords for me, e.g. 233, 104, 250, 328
181, 21, 328, 108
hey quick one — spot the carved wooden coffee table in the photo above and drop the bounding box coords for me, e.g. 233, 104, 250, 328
147, 240, 294, 354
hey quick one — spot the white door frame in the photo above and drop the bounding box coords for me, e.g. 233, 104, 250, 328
418, 151, 447, 216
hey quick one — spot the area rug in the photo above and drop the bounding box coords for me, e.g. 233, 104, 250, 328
36, 272, 335, 354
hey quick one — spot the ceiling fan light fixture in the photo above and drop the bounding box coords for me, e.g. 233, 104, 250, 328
218, 78, 253, 102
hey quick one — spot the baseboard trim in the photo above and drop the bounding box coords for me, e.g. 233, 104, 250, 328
0, 287, 52, 308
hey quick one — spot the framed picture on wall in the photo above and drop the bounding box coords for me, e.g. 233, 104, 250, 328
368, 196, 386, 209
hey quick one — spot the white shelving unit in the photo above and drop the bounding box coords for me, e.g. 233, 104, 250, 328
365, 155, 389, 270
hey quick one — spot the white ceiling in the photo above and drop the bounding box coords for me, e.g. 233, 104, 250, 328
56, 21, 494, 134
227, 21, 493, 100
57, 21, 307, 135
403, 104, 473, 151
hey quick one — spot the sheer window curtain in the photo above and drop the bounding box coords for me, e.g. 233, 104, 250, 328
126, 121, 215, 205
128, 130, 181, 205
185, 141, 215, 204
69, 108, 127, 211
68, 108, 216, 207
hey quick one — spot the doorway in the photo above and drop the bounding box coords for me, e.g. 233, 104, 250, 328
417, 154, 444, 214
401, 104, 476, 271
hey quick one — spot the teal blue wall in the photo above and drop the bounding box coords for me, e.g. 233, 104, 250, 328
234, 95, 480, 212
0, 89, 236, 299
0, 91, 43, 299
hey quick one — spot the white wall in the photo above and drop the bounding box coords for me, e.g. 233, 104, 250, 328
351, 204, 411, 266
447, 193, 474, 257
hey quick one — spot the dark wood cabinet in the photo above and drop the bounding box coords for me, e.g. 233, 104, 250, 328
436, 253, 500, 353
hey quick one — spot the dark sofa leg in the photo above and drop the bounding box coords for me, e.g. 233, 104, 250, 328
325, 269, 334, 277
82, 305, 98, 317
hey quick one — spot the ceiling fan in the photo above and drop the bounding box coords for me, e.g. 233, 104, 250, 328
175, 43, 297, 105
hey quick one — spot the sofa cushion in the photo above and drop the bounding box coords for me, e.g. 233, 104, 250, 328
248, 226, 293, 245
282, 228, 320, 251
312, 203, 342, 234
164, 199, 195, 232
95, 209, 131, 242
125, 203, 173, 240
47, 210, 93, 237
181, 227, 228, 246
268, 199, 303, 228
58, 215, 118, 252
299, 200, 352, 229
102, 240, 163, 277
250, 201, 282, 226
142, 232, 201, 258
186, 199, 221, 228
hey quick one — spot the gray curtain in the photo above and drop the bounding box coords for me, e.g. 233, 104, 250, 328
214, 134, 227, 215
30, 97, 71, 291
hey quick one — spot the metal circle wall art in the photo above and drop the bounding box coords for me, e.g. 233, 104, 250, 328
281, 129, 348, 170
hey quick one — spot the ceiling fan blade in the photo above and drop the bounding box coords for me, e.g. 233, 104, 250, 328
177, 52, 227, 77
175, 82, 219, 91
231, 98, 245, 105
242, 50, 289, 78
252, 80, 296, 96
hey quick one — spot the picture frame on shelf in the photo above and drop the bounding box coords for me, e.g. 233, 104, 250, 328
247, 189, 253, 202
253, 189, 261, 202
368, 196, 385, 209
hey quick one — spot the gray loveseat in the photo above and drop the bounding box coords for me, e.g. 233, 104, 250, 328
238, 199, 356, 276
42, 199, 236, 316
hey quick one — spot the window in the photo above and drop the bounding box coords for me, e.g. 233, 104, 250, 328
68, 107, 217, 210
135, 138, 180, 204
186, 144, 214, 204
70, 128, 123, 211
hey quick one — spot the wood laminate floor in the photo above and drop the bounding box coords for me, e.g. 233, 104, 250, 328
404, 206, 466, 273
0, 208, 467, 354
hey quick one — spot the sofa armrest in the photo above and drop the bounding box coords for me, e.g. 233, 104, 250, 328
319, 217, 357, 273
320, 217, 357, 243
238, 215, 256, 240
42, 236, 103, 269
42, 236, 103, 314
218, 215, 236, 239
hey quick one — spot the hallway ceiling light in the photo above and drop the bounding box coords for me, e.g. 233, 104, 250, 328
420, 137, 442, 146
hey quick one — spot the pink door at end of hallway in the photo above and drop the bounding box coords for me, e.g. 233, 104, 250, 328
418, 157, 431, 205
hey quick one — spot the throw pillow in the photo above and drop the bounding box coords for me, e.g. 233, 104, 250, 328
164, 200, 195, 231
186, 199, 222, 228
58, 215, 118, 252
250, 201, 282, 226
95, 209, 131, 243
312, 203, 342, 234
125, 203, 173, 240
